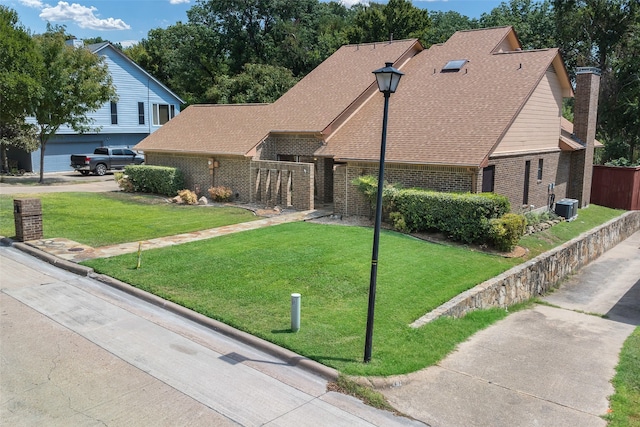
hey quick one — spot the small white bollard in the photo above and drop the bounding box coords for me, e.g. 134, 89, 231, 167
291, 293, 301, 332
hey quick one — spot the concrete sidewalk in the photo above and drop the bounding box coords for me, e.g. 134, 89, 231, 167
378, 230, 640, 427
1, 245, 424, 426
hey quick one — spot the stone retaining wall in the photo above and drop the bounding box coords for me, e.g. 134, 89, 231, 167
411, 210, 640, 327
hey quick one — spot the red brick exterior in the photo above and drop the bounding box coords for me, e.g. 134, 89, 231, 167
488, 151, 572, 212
568, 69, 600, 207
13, 198, 43, 241
334, 162, 475, 217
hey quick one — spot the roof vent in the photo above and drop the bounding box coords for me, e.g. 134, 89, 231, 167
442, 59, 468, 73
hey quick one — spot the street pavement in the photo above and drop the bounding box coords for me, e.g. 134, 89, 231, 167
0, 245, 424, 426
379, 230, 640, 427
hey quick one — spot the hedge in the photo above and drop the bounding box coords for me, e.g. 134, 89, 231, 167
123, 165, 184, 197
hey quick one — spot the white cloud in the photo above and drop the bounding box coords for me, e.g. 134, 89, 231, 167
39, 2, 130, 31
19, 0, 44, 8
340, 0, 368, 7
119, 40, 139, 48
169, 0, 190, 4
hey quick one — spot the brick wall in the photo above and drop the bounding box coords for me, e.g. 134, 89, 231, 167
489, 151, 571, 212
13, 198, 43, 241
335, 162, 474, 217
250, 160, 314, 210
412, 210, 640, 326
146, 153, 212, 196
570, 69, 600, 207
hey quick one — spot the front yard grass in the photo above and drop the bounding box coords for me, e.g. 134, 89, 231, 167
0, 192, 257, 247
83, 221, 523, 376
1, 191, 626, 376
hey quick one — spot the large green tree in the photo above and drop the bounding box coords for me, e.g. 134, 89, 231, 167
205, 63, 298, 103
0, 6, 42, 172
32, 25, 117, 182
347, 0, 431, 44
424, 11, 477, 46
554, 0, 640, 163
480, 0, 556, 49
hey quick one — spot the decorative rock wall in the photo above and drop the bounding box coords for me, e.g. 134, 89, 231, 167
411, 210, 640, 327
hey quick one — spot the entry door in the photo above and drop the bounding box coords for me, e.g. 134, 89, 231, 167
482, 166, 495, 193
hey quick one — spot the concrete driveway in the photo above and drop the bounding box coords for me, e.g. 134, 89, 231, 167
0, 172, 118, 195
379, 231, 640, 427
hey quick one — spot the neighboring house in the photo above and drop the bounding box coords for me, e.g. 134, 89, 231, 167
135, 26, 600, 216
12, 40, 184, 173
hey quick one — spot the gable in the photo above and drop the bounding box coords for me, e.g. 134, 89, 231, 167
492, 67, 564, 156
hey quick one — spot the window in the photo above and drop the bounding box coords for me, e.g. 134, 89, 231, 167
537, 159, 544, 181
442, 59, 468, 72
523, 160, 531, 205
110, 102, 118, 125
152, 103, 175, 126
138, 102, 145, 125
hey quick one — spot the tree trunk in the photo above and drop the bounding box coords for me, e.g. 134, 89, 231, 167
1, 142, 7, 173
39, 134, 46, 184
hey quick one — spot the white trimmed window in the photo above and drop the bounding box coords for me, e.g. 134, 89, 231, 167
152, 103, 176, 126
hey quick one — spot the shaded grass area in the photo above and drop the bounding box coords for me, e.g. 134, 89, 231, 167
83, 221, 522, 376
606, 327, 640, 426
0, 192, 257, 247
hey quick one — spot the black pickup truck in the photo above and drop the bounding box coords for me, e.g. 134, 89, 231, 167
70, 147, 144, 176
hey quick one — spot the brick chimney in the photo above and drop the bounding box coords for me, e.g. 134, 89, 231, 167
569, 67, 600, 207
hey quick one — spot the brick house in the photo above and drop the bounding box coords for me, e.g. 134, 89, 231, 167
135, 26, 600, 216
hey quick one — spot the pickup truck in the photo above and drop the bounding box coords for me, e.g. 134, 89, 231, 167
70, 147, 144, 176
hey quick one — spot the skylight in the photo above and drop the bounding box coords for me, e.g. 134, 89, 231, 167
442, 59, 468, 72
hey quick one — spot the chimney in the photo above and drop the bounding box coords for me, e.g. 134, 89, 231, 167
569, 66, 600, 207
65, 38, 84, 49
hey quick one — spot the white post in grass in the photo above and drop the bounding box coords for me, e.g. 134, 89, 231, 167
291, 293, 301, 332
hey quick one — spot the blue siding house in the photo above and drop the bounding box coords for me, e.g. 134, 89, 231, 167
16, 40, 184, 173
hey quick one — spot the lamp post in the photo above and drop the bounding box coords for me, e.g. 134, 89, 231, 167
364, 62, 404, 363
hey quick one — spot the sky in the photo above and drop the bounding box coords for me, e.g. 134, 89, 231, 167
2, 0, 506, 48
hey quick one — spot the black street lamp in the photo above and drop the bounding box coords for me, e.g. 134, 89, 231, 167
364, 62, 404, 363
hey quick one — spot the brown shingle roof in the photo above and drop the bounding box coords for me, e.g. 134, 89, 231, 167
136, 39, 421, 156
323, 27, 565, 167
135, 104, 274, 155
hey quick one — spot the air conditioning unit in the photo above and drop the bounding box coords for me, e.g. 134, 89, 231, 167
555, 198, 578, 220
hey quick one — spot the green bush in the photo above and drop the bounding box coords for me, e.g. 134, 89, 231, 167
124, 165, 184, 196
489, 213, 526, 252
390, 189, 510, 243
208, 186, 233, 202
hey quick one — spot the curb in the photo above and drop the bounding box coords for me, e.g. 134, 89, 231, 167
3, 236, 339, 382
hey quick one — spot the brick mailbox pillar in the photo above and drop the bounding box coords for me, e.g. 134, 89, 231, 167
13, 198, 43, 242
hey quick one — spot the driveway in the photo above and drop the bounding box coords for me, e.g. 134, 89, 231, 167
379, 230, 640, 427
0, 172, 118, 195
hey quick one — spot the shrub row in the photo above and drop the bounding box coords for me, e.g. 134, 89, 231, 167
123, 165, 184, 196
353, 176, 524, 251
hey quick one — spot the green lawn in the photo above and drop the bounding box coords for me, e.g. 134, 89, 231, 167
606, 327, 640, 427
1, 191, 626, 376
83, 221, 523, 376
0, 192, 257, 247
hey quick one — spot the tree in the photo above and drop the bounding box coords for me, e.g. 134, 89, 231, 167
0, 6, 42, 172
347, 0, 431, 45
205, 63, 298, 103
480, 0, 556, 49
425, 11, 477, 46
125, 22, 225, 105
0, 119, 38, 173
554, 0, 640, 163
32, 25, 117, 182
